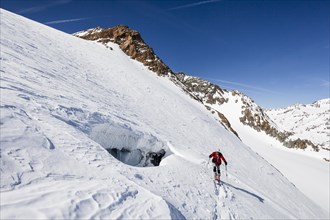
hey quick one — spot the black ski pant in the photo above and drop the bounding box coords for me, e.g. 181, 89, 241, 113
213, 164, 221, 176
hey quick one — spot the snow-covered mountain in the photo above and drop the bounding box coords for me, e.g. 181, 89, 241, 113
75, 24, 330, 213
74, 27, 322, 152
174, 74, 321, 150
267, 99, 330, 154
0, 8, 329, 219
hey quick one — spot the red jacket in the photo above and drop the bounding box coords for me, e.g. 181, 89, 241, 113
209, 151, 227, 166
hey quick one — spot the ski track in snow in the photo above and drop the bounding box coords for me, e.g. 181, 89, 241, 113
212, 180, 236, 220
210, 91, 330, 215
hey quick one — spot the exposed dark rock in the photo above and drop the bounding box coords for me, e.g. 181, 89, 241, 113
217, 111, 240, 139
74, 26, 173, 76
146, 149, 166, 166
175, 73, 227, 105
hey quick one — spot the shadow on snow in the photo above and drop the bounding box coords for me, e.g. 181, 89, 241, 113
222, 181, 265, 203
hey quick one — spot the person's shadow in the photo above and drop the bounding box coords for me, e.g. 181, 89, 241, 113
222, 181, 264, 203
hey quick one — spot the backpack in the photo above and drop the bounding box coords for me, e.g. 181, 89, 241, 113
212, 152, 222, 165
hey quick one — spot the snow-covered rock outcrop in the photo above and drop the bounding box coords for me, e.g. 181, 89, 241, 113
74, 26, 172, 76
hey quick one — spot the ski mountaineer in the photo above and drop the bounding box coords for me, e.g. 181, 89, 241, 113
208, 150, 227, 181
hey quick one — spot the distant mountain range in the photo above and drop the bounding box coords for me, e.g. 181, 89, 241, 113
267, 99, 330, 154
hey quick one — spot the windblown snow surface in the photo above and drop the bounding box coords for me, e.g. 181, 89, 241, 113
0, 9, 328, 219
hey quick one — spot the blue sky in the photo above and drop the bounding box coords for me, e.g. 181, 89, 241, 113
1, 0, 329, 108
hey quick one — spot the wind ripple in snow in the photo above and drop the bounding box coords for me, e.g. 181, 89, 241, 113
1, 179, 177, 219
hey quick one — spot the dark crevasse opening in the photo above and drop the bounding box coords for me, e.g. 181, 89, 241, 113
49, 106, 170, 166
89, 123, 169, 167
107, 148, 166, 166
107, 148, 143, 166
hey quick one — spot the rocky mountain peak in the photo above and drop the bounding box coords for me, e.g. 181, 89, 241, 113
74, 25, 173, 76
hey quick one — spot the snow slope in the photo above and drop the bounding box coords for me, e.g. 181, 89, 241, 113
0, 9, 328, 219
208, 91, 330, 214
267, 99, 330, 151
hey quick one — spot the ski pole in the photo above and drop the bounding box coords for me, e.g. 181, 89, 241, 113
225, 165, 228, 178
